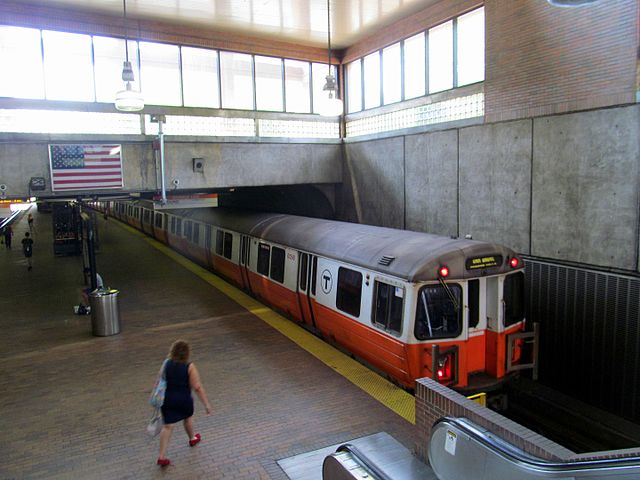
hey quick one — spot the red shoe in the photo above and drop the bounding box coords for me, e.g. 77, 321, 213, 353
189, 433, 201, 447
157, 458, 171, 467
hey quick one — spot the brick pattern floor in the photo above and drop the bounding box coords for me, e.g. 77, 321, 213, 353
0, 209, 415, 479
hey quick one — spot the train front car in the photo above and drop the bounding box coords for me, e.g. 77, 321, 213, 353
403, 237, 530, 393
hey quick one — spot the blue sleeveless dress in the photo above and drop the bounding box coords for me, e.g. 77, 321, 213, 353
161, 360, 194, 424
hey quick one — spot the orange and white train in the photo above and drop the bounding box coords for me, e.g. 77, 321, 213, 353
101, 201, 537, 392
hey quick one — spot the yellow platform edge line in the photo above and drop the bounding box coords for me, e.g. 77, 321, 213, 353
116, 221, 415, 423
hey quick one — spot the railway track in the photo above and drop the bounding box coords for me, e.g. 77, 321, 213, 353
501, 377, 640, 453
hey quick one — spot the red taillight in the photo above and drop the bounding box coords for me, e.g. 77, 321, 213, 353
437, 354, 453, 382
510, 257, 519, 268
438, 266, 449, 278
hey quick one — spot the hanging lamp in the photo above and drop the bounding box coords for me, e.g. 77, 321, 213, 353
115, 0, 144, 111
317, 0, 343, 117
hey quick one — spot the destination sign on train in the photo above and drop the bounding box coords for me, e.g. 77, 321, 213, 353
465, 255, 503, 270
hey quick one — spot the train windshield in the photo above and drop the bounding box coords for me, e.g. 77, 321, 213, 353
504, 272, 525, 327
414, 284, 462, 340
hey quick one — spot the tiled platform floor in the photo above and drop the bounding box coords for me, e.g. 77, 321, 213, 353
0, 208, 415, 479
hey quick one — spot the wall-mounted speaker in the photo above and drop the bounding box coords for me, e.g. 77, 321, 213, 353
30, 177, 46, 191
193, 158, 204, 173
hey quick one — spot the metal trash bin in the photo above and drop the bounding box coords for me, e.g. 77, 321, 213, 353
89, 288, 121, 336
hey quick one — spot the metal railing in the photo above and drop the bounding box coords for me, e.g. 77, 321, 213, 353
506, 322, 539, 380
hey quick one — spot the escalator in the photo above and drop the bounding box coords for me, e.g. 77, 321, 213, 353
322, 419, 640, 479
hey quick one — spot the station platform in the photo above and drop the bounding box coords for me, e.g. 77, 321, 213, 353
0, 208, 416, 479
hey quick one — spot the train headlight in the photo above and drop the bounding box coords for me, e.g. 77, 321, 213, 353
437, 355, 452, 381
438, 266, 450, 278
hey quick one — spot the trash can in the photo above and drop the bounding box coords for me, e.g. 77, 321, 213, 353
89, 288, 121, 336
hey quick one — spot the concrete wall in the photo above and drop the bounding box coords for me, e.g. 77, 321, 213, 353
532, 107, 640, 269
340, 104, 640, 273
0, 140, 342, 198
342, 137, 405, 229
405, 130, 458, 237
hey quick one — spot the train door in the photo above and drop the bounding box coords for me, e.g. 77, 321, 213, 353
239, 235, 252, 293
296, 252, 316, 328
466, 279, 487, 373
484, 276, 504, 377
204, 225, 213, 267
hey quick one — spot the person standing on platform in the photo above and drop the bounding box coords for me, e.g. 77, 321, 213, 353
3, 225, 12, 249
156, 340, 212, 467
27, 213, 34, 231
22, 232, 34, 270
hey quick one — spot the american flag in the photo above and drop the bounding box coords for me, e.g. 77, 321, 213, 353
49, 144, 123, 191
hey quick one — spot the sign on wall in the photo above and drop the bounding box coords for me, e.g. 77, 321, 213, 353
49, 144, 123, 192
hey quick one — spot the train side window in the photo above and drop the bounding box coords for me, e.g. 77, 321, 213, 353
193, 223, 200, 245
215, 230, 223, 255
336, 267, 363, 318
311, 257, 318, 295
468, 279, 479, 328
270, 246, 285, 283
185, 221, 192, 241
257, 243, 270, 276
143, 210, 150, 223
240, 236, 246, 264
155, 213, 163, 228
504, 272, 525, 327
373, 281, 404, 335
415, 284, 462, 340
170, 217, 176, 234
205, 225, 212, 249
299, 253, 308, 291
223, 232, 233, 259
176, 218, 182, 236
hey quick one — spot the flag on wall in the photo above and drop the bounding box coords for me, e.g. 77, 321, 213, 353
49, 144, 123, 191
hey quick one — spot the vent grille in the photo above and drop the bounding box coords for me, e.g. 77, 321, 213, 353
379, 255, 395, 266
525, 259, 640, 422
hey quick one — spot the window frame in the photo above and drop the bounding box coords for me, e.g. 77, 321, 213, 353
414, 282, 463, 340
257, 242, 271, 276
269, 246, 286, 283
468, 279, 480, 328
503, 272, 525, 327
192, 222, 200, 245
336, 266, 363, 318
345, 6, 484, 112
372, 279, 405, 336
223, 232, 233, 259
215, 229, 224, 255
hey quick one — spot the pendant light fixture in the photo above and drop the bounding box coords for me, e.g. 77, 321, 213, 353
115, 0, 144, 111
317, 0, 343, 117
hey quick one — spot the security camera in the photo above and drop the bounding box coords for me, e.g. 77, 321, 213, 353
0, 184, 6, 191
172, 179, 180, 186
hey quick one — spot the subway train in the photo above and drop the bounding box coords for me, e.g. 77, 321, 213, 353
96, 200, 536, 393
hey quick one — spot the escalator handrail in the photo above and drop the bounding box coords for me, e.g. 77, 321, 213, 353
0, 210, 21, 230
335, 443, 394, 480
433, 417, 640, 475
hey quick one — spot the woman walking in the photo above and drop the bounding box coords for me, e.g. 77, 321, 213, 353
156, 340, 212, 467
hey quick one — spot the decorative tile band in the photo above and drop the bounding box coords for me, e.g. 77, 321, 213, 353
346, 93, 484, 137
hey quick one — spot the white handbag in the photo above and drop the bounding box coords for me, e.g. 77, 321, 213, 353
146, 408, 163, 437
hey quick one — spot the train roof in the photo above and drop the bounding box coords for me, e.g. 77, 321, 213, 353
167, 207, 521, 283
